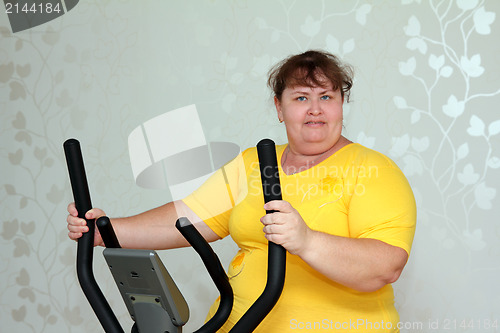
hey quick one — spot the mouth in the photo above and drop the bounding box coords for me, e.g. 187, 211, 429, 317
305, 121, 326, 125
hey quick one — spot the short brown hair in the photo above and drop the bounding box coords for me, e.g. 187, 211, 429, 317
267, 50, 353, 102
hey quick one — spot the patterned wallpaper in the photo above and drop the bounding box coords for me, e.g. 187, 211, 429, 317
1, 1, 499, 332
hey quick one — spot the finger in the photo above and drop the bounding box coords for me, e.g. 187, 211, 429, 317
264, 232, 284, 245
260, 212, 285, 225
85, 208, 105, 220
68, 231, 83, 241
263, 200, 293, 213
67, 214, 86, 226
264, 222, 288, 235
260, 214, 272, 225
264, 224, 274, 235
67, 202, 78, 216
67, 222, 88, 233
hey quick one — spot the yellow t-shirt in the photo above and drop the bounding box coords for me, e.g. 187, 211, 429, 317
182, 143, 416, 332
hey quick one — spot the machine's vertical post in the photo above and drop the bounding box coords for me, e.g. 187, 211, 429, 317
229, 138, 287, 332
64, 138, 124, 333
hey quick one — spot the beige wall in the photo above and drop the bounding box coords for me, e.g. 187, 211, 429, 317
1, 1, 499, 331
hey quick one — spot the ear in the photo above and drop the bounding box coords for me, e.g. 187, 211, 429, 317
274, 96, 283, 122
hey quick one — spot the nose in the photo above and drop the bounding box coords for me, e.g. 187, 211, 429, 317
308, 98, 322, 115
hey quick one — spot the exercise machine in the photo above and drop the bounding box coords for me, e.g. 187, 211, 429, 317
64, 138, 286, 332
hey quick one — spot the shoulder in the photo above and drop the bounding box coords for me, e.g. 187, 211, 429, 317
334, 143, 411, 186
241, 146, 257, 159
239, 147, 258, 170
343, 143, 399, 169
343, 145, 416, 210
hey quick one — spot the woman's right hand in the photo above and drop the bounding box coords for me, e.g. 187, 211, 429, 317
67, 202, 105, 247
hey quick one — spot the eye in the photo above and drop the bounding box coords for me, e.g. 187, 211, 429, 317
297, 96, 307, 101
320, 95, 331, 100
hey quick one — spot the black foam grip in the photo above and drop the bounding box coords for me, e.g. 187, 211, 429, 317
257, 138, 283, 204
229, 138, 287, 333
63, 138, 123, 333
176, 217, 233, 333
96, 216, 121, 249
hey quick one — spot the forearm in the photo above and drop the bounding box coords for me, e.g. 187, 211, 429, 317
108, 202, 180, 249
109, 201, 219, 250
298, 230, 408, 292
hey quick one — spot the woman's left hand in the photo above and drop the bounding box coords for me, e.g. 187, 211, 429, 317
260, 200, 313, 255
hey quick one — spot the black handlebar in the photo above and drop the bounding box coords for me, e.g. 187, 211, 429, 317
96, 216, 121, 248
63, 139, 124, 333
229, 138, 287, 332
175, 217, 234, 333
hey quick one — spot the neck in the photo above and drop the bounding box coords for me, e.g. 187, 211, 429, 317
282, 137, 351, 175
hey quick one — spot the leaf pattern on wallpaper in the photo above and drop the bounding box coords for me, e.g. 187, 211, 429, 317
1, 219, 19, 240
0, 0, 152, 329
254, 2, 371, 56
395, 0, 500, 255
0, 61, 14, 82
460, 54, 485, 77
398, 57, 416, 76
406, 36, 427, 54
355, 4, 371, 25
1, 17, 91, 333
467, 115, 485, 137
473, 6, 496, 34
442, 95, 465, 118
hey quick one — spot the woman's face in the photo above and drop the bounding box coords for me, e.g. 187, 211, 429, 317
275, 80, 344, 155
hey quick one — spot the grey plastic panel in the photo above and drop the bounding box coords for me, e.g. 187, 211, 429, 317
103, 248, 189, 328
